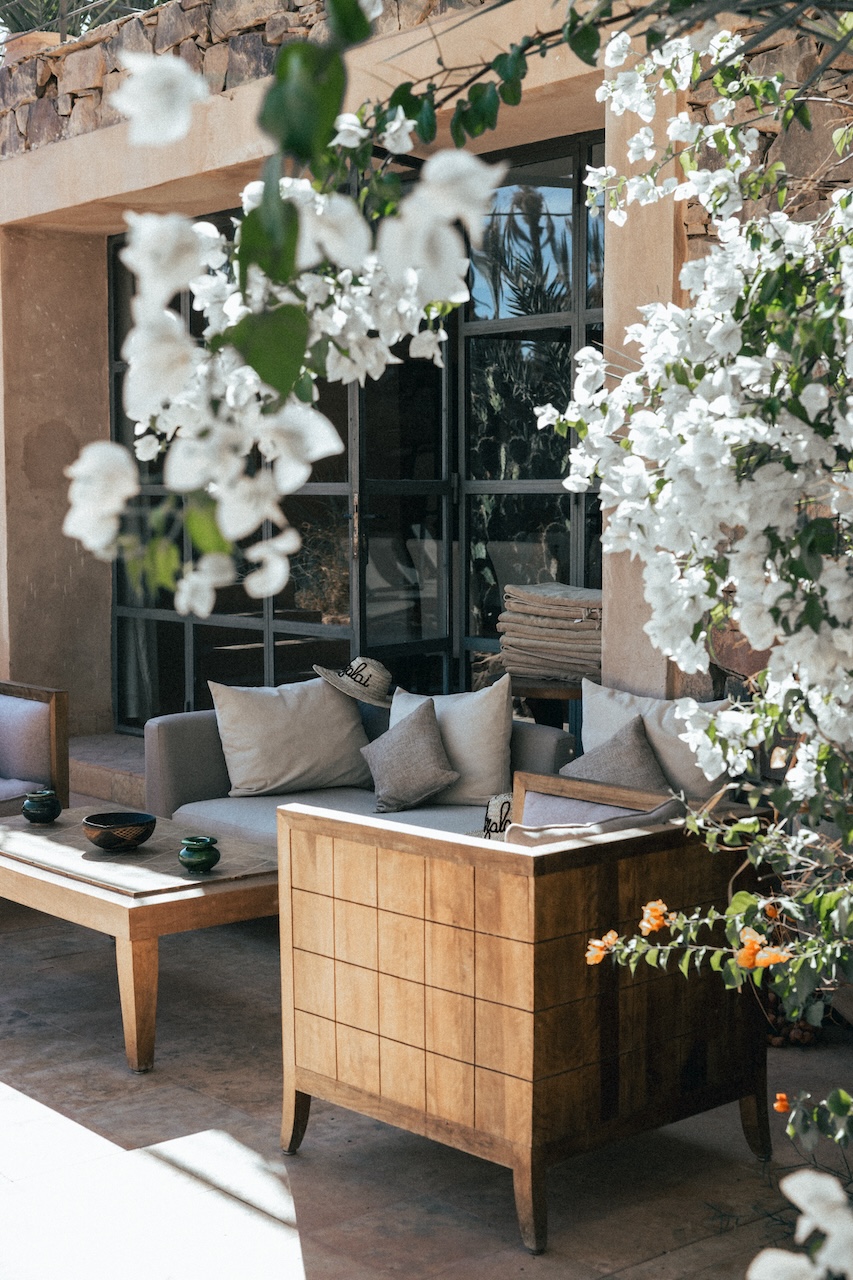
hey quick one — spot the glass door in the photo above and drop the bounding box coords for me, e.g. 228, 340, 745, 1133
458, 136, 604, 694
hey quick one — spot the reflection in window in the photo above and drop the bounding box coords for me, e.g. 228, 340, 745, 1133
366, 495, 443, 643
284, 496, 351, 626
116, 617, 185, 727
468, 494, 574, 638
469, 161, 574, 320
587, 141, 605, 309
363, 348, 443, 482
467, 330, 573, 481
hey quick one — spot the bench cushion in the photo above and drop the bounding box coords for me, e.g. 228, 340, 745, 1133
174, 788, 486, 845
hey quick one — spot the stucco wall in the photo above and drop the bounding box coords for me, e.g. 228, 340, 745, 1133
0, 227, 111, 732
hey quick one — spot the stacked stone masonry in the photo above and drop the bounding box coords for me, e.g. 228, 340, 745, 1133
0, 0, 486, 158
682, 22, 853, 264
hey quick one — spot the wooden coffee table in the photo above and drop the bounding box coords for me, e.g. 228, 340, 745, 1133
0, 808, 277, 1071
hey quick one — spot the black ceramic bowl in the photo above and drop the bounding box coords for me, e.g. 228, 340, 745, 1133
82, 811, 157, 852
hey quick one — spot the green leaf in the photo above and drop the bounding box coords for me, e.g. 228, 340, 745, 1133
563, 18, 600, 66
450, 101, 467, 148
325, 0, 371, 45
145, 537, 180, 592
498, 77, 522, 107
416, 95, 437, 144
259, 43, 346, 163
468, 82, 500, 133
216, 305, 309, 401
185, 501, 232, 555
678, 951, 691, 978
727, 891, 757, 917
293, 372, 315, 403
827, 1088, 853, 1116
237, 194, 299, 296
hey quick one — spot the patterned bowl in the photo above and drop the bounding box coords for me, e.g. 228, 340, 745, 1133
82, 811, 157, 852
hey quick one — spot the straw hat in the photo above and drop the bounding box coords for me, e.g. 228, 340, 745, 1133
313, 657, 393, 708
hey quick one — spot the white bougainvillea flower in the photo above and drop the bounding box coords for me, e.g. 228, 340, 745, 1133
174, 553, 236, 617
63, 442, 140, 557
258, 401, 344, 492
121, 212, 209, 310
409, 326, 447, 367
332, 112, 370, 148
604, 31, 632, 67
378, 105, 416, 154
215, 471, 283, 541
627, 127, 656, 164
122, 309, 202, 421
298, 193, 372, 272
243, 528, 302, 599
377, 213, 469, 307
358, 0, 383, 19
412, 151, 508, 246
113, 52, 209, 146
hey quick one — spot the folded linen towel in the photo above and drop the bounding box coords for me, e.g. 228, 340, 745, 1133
504, 583, 603, 608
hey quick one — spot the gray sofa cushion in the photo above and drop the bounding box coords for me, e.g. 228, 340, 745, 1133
361, 700, 459, 813
173, 789, 487, 845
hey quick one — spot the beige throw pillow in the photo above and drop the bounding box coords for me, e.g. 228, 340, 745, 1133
390, 674, 512, 806
581, 679, 729, 801
209, 678, 372, 797
361, 699, 459, 813
560, 716, 672, 795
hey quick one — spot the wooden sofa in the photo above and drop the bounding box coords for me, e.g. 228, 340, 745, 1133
277, 775, 770, 1254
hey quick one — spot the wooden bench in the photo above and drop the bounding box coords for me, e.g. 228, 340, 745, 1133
277, 778, 770, 1253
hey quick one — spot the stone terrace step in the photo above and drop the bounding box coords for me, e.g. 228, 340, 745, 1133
69, 732, 146, 808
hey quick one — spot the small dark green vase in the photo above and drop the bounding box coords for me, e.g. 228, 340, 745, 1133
178, 835, 220, 875
22, 789, 61, 824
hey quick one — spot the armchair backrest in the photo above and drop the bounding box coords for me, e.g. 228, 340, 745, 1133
0, 682, 69, 807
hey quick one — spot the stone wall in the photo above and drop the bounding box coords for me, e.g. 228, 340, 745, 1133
0, 0, 486, 159
683, 24, 853, 263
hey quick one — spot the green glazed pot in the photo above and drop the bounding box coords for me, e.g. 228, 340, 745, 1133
178, 835, 220, 875
22, 789, 61, 824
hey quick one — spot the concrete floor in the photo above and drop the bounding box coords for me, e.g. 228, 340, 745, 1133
1, 884, 851, 1279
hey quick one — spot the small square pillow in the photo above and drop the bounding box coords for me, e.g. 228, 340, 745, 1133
389, 673, 512, 806
209, 677, 372, 797
581, 679, 729, 801
560, 715, 672, 795
483, 792, 513, 840
360, 699, 460, 813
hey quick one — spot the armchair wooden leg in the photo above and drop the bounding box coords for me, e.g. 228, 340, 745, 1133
740, 1088, 772, 1161
282, 1090, 311, 1154
512, 1151, 547, 1254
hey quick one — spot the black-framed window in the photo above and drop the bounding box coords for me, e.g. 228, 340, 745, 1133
109, 132, 604, 731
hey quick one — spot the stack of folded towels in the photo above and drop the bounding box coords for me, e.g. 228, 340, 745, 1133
498, 582, 603, 681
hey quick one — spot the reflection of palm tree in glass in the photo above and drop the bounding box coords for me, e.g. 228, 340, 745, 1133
471, 184, 572, 319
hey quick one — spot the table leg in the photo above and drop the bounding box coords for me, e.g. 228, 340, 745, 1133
115, 936, 159, 1072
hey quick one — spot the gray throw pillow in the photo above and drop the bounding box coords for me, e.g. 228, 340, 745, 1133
361, 699, 460, 813
560, 715, 672, 794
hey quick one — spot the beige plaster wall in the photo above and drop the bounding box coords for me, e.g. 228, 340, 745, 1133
0, 226, 112, 733
600, 102, 686, 699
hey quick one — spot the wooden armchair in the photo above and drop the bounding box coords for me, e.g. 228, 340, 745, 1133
277, 776, 769, 1254
0, 681, 69, 813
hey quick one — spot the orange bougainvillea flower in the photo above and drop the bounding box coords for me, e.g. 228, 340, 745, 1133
639, 899, 669, 936
755, 945, 793, 968
765, 904, 779, 920
585, 929, 619, 965
736, 926, 767, 969
773, 1092, 790, 1114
